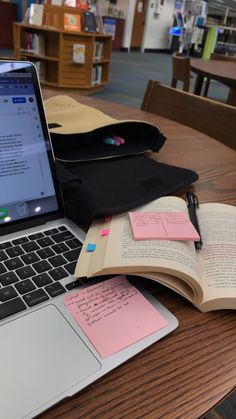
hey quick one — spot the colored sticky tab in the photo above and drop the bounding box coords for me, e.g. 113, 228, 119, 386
129, 211, 200, 241
100, 229, 110, 237
64, 275, 168, 358
102, 137, 120, 146
86, 243, 96, 252
112, 135, 125, 145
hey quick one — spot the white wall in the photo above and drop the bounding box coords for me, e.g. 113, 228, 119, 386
97, 0, 175, 50
97, 0, 130, 17
97, 0, 136, 50
123, 0, 136, 49
142, 0, 175, 50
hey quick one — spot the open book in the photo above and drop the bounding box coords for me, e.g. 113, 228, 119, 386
75, 197, 236, 312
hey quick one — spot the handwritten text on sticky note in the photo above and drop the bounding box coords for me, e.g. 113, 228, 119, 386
129, 211, 200, 241
64, 276, 168, 358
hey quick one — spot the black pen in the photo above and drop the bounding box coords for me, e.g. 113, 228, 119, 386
186, 192, 203, 251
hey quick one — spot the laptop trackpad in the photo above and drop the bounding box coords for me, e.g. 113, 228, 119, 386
0, 305, 101, 419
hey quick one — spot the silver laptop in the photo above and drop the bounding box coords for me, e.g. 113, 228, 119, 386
0, 61, 178, 419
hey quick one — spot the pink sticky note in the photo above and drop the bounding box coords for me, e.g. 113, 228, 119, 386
129, 211, 200, 241
64, 276, 168, 358
100, 228, 110, 237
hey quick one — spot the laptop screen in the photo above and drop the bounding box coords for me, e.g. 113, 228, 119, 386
0, 62, 61, 227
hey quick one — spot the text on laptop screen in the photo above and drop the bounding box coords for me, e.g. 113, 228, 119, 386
0, 62, 59, 225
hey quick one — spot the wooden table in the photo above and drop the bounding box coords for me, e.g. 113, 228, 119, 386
41, 89, 236, 419
190, 59, 236, 106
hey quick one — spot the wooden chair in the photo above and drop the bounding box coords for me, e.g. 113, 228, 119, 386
141, 80, 236, 151
203, 53, 236, 97
171, 52, 190, 92
210, 52, 236, 62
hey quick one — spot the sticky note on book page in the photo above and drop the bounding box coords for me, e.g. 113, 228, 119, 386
129, 211, 200, 241
64, 275, 168, 358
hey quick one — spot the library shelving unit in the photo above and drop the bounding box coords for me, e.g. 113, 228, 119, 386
13, 5, 112, 93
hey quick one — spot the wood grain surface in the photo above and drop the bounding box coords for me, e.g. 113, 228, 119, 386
41, 89, 236, 419
190, 60, 236, 106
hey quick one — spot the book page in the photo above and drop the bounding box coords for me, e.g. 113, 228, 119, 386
75, 197, 204, 303
197, 203, 236, 310
134, 272, 196, 302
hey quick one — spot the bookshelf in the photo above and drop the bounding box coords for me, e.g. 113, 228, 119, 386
13, 5, 112, 93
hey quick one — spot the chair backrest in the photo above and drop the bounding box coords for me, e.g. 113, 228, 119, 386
141, 80, 236, 150
210, 53, 236, 62
171, 52, 190, 92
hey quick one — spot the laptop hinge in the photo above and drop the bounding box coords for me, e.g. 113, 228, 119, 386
0, 212, 63, 238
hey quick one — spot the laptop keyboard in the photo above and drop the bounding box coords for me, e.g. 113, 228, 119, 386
0, 226, 83, 321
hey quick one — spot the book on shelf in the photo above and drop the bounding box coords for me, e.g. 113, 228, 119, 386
51, 0, 63, 5
94, 12, 105, 33
72, 43, 85, 63
64, 0, 76, 6
83, 11, 98, 32
76, 0, 88, 9
75, 196, 236, 312
22, 7, 30, 24
20, 32, 31, 52
28, 4, 44, 26
91, 65, 102, 86
45, 0, 63, 4
103, 17, 116, 40
93, 41, 104, 61
33, 34, 45, 55
64, 13, 81, 31
21, 33, 45, 55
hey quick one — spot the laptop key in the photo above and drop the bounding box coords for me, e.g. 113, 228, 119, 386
66, 280, 82, 291
45, 282, 66, 297
0, 286, 18, 302
64, 248, 81, 262
49, 267, 68, 281
32, 273, 52, 288
37, 237, 54, 248
44, 228, 59, 236
48, 254, 67, 267
0, 263, 7, 274
4, 257, 24, 271
52, 231, 75, 243
0, 297, 27, 320
37, 247, 55, 259
28, 232, 44, 240
12, 237, 29, 245
58, 226, 67, 231
64, 261, 77, 275
0, 250, 8, 262
22, 241, 40, 253
6, 246, 24, 258
23, 289, 49, 307
51, 243, 69, 254
0, 241, 12, 250
0, 272, 19, 286
16, 265, 36, 280
15, 279, 36, 295
21, 251, 40, 265
66, 238, 83, 249
32, 260, 51, 273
